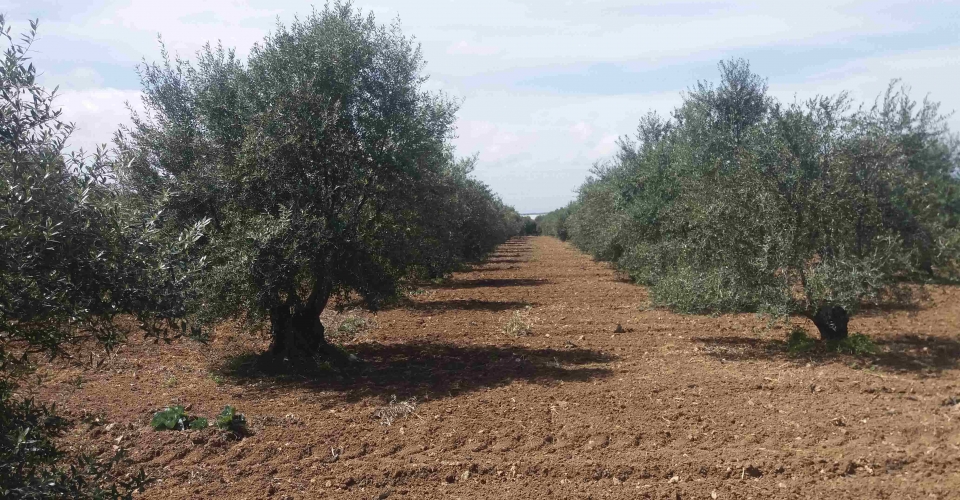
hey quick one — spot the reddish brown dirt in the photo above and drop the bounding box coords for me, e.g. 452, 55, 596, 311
34, 236, 960, 499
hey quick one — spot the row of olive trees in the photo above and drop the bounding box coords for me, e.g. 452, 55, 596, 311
0, 17, 202, 497
1, 5, 523, 497
541, 59, 960, 340
535, 202, 576, 241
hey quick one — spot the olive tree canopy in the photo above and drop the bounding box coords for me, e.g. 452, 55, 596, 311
554, 59, 960, 340
120, 2, 519, 357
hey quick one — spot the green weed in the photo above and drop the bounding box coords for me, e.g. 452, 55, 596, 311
337, 316, 367, 335
150, 406, 188, 431
151, 406, 214, 431
215, 406, 246, 435
828, 333, 877, 356
786, 327, 816, 354
189, 417, 208, 430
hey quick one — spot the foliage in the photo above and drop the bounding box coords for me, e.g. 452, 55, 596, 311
786, 327, 817, 355
214, 406, 246, 434
118, 2, 522, 358
189, 417, 208, 430
522, 217, 539, 235
535, 203, 576, 241
0, 17, 207, 498
548, 59, 960, 340
337, 317, 369, 336
150, 406, 188, 431
828, 333, 877, 356
0, 394, 151, 498
786, 327, 876, 356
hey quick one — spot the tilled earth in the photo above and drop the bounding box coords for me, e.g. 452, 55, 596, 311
35, 236, 960, 499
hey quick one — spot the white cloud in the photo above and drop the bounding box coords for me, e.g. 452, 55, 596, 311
769, 47, 960, 131
570, 122, 592, 141
62, 67, 105, 89
446, 40, 502, 56
55, 88, 142, 153
592, 134, 620, 157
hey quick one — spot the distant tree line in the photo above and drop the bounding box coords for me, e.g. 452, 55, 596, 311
1, 5, 526, 497
538, 59, 960, 340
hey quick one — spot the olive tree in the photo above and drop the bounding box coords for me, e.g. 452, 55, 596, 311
120, 3, 517, 358
560, 59, 960, 340
0, 19, 203, 497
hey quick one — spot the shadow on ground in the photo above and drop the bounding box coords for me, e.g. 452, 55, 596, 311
854, 301, 926, 318
405, 299, 534, 313
433, 278, 550, 290
218, 341, 615, 401
692, 333, 960, 374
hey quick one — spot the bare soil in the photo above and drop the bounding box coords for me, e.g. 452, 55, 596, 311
35, 236, 960, 499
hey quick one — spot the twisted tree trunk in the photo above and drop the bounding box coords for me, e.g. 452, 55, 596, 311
269, 280, 334, 359
810, 304, 849, 341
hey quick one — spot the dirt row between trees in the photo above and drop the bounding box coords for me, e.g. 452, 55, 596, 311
37, 236, 960, 499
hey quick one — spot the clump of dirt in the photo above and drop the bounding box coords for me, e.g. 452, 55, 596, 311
33, 237, 960, 499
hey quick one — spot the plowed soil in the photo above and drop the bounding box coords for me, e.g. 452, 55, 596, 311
35, 236, 960, 499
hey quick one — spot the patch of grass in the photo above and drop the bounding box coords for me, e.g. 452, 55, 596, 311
163, 375, 177, 388
337, 316, 368, 335
787, 327, 816, 355
786, 328, 877, 357
828, 333, 877, 356
209, 373, 224, 385
326, 312, 378, 343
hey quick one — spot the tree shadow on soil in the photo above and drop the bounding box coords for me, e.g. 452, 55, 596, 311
854, 301, 926, 318
405, 299, 534, 313
692, 333, 960, 374
432, 278, 551, 290
218, 341, 615, 402
479, 259, 527, 264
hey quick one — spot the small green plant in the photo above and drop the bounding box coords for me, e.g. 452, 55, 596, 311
787, 327, 816, 355
150, 406, 188, 431
151, 406, 210, 431
215, 406, 247, 434
828, 333, 877, 356
209, 373, 224, 385
189, 417, 209, 430
337, 316, 367, 335
164, 375, 177, 388
314, 360, 334, 372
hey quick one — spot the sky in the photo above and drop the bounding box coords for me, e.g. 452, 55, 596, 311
5, 0, 959, 214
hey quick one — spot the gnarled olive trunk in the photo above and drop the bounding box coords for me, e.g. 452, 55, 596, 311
810, 304, 849, 341
269, 304, 326, 357
269, 281, 332, 358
